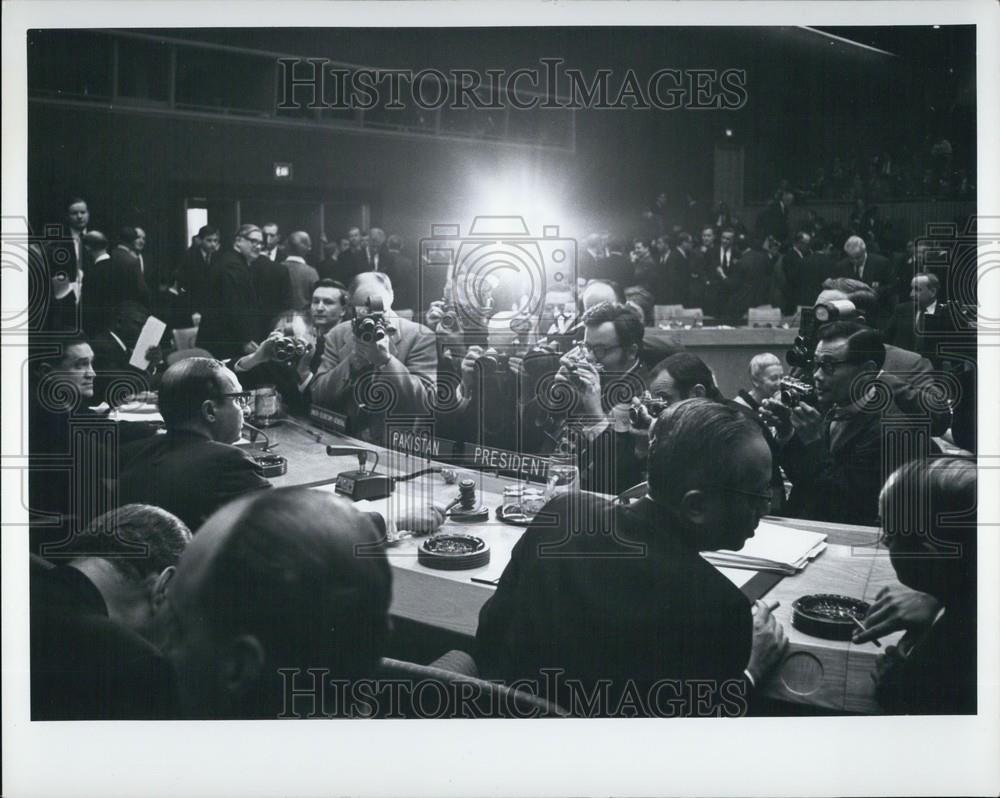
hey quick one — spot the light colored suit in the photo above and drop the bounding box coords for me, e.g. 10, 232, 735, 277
310, 314, 437, 443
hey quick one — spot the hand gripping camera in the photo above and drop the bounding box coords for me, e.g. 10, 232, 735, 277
778, 376, 818, 408
353, 296, 394, 344
273, 336, 310, 362
628, 392, 668, 430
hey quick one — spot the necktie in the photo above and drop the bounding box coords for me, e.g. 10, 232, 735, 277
310, 333, 326, 374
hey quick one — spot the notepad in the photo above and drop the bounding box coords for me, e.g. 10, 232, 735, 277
702, 520, 827, 575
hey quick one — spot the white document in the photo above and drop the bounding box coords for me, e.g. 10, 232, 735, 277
128, 315, 167, 370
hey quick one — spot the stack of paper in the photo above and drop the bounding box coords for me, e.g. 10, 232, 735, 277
703, 520, 827, 574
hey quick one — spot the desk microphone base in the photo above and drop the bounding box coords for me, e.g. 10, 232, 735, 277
334, 470, 394, 501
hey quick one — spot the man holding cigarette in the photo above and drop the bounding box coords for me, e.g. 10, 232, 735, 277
476, 398, 788, 716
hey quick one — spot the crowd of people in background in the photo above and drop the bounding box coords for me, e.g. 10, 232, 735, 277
27, 186, 978, 720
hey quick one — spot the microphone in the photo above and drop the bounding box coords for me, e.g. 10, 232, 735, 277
325, 445, 393, 501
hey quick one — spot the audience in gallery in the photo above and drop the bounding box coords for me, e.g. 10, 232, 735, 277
24, 185, 978, 720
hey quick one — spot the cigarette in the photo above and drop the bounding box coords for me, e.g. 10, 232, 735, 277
850, 615, 882, 647
752, 599, 780, 614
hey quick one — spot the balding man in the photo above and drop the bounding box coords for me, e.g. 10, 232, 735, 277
117, 357, 270, 530
311, 271, 437, 444
283, 231, 319, 309
149, 488, 392, 719
196, 224, 264, 360
31, 504, 190, 719
839, 236, 892, 295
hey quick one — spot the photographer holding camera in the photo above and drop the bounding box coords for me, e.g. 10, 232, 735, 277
761, 321, 935, 525
311, 272, 437, 444
232, 309, 316, 416
522, 301, 650, 495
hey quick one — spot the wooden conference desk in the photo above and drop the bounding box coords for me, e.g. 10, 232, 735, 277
261, 417, 901, 715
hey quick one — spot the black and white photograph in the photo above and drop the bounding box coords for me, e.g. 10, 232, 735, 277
2, 2, 998, 796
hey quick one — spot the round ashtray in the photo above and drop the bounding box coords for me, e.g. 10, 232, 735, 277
792, 594, 871, 641
418, 534, 491, 570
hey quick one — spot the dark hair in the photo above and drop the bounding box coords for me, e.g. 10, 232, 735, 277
33, 334, 91, 371
234, 224, 261, 240
581, 301, 644, 351
198, 488, 392, 685
197, 224, 219, 239
675, 232, 693, 247
157, 357, 229, 428
880, 456, 977, 599
650, 353, 723, 401
387, 234, 403, 251
648, 399, 761, 505
65, 196, 87, 211
119, 226, 139, 247
69, 504, 191, 580
816, 321, 886, 370
313, 278, 348, 298
794, 230, 811, 245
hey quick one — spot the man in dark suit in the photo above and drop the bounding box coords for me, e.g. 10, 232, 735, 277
873, 457, 976, 714
885, 272, 965, 370
310, 271, 437, 445
762, 322, 935, 526
195, 224, 263, 360
838, 235, 893, 325
382, 233, 416, 310
146, 488, 392, 719
776, 231, 812, 314
90, 301, 165, 406
755, 190, 794, 246
253, 231, 294, 338
79, 230, 116, 335
660, 232, 695, 306
335, 225, 369, 281
111, 226, 151, 310
726, 237, 774, 320
177, 224, 220, 321
42, 197, 92, 331
703, 227, 740, 319
30, 503, 190, 720
117, 357, 271, 531
476, 398, 788, 716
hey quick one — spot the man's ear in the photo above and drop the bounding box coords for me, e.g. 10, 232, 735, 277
679, 489, 709, 527
149, 566, 175, 612
690, 383, 707, 398
201, 398, 217, 424
220, 635, 266, 698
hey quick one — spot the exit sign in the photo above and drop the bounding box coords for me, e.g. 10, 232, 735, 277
273, 162, 293, 181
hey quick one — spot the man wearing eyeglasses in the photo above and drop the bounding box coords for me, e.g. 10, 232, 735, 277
522, 301, 650, 495
761, 321, 934, 525
116, 357, 270, 531
195, 224, 265, 361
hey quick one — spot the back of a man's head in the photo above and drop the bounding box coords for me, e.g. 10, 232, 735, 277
162, 488, 392, 718
818, 278, 879, 324
69, 503, 191, 581
157, 357, 228, 429
647, 398, 759, 508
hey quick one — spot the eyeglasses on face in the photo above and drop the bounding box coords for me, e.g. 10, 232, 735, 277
240, 235, 264, 247
218, 391, 254, 411
813, 358, 854, 376
581, 342, 622, 360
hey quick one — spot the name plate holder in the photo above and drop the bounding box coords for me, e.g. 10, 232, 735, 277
309, 405, 351, 435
